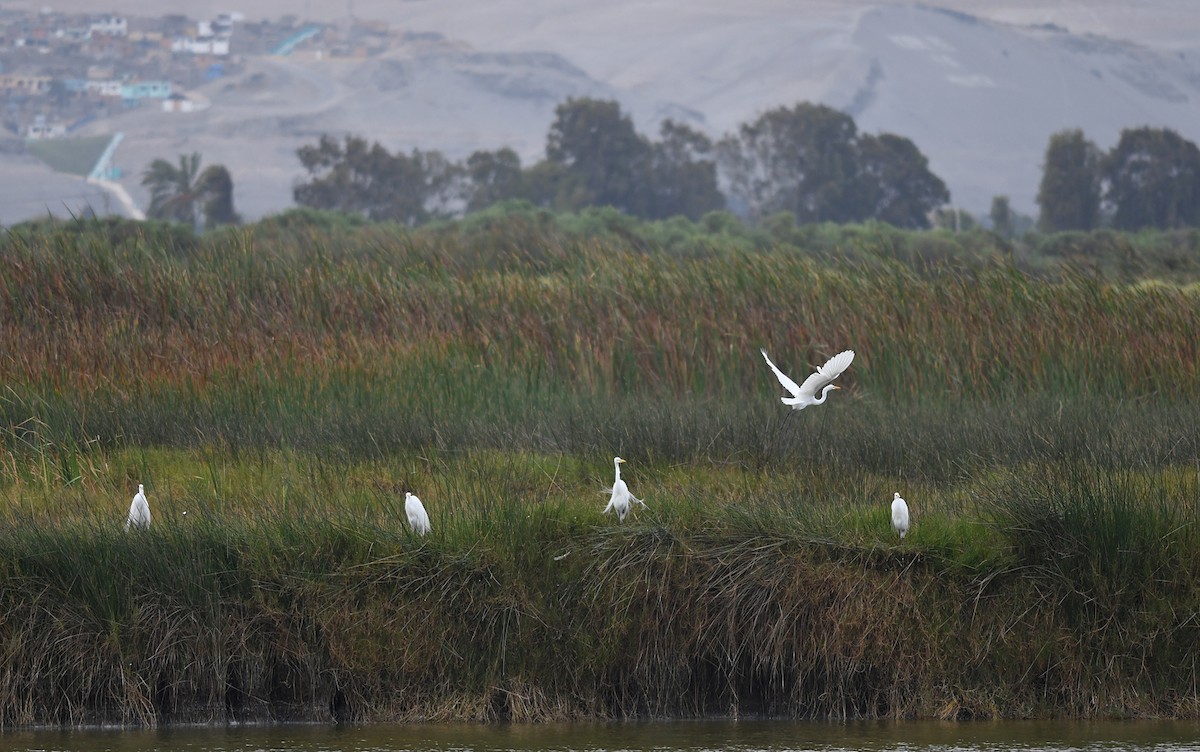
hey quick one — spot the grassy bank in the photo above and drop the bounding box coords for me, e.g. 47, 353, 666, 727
24, 135, 112, 177
2, 447, 1199, 725
1, 218, 1199, 725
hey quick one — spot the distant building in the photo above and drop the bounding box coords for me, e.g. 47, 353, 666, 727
128, 30, 164, 43
0, 73, 53, 92
90, 16, 128, 37
27, 114, 66, 139
84, 79, 123, 97
14, 38, 52, 53
162, 92, 195, 112
172, 36, 230, 55
172, 13, 235, 55
56, 27, 92, 43
121, 80, 171, 101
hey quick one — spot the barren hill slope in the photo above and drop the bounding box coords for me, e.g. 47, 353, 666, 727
4, 1, 1200, 224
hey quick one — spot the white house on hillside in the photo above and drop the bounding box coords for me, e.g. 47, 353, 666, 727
90, 16, 128, 36
172, 36, 230, 55
162, 92, 197, 112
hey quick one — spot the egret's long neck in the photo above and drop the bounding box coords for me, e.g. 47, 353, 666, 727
614, 461, 622, 484
812, 385, 838, 405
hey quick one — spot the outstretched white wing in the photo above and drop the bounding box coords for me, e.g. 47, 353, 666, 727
760, 348, 802, 399
796, 350, 855, 400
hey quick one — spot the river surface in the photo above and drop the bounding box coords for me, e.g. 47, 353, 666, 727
4, 720, 1200, 752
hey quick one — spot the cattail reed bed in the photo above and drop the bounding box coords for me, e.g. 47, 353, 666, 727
4, 220, 1200, 406
2, 218, 1200, 725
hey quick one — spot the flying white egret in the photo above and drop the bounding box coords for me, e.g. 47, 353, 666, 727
603, 456, 646, 523
405, 491, 432, 536
891, 492, 910, 539
760, 348, 855, 411
125, 484, 150, 531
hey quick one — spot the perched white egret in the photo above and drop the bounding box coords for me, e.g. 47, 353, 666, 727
760, 348, 855, 411
891, 492, 910, 539
405, 491, 432, 536
125, 484, 150, 531
603, 456, 646, 523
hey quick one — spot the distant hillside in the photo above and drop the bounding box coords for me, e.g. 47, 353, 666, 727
833, 6, 1200, 215
5, 1, 1200, 224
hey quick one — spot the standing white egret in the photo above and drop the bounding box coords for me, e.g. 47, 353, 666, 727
891, 492, 910, 539
405, 491, 432, 536
760, 348, 855, 411
603, 456, 646, 523
125, 484, 150, 531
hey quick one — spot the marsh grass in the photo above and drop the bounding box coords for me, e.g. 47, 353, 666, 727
3, 440, 1199, 723
4, 226, 1200, 405
3, 222, 1200, 724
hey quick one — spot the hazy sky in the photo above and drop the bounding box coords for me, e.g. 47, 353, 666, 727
6, 1, 1200, 50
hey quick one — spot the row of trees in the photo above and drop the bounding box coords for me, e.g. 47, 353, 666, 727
140, 100, 1200, 235
1037, 126, 1200, 232
292, 98, 950, 229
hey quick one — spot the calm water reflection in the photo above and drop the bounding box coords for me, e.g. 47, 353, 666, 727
5, 720, 1200, 752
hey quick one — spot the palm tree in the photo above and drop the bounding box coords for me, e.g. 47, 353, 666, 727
142, 153, 239, 231
142, 152, 203, 229
196, 164, 240, 227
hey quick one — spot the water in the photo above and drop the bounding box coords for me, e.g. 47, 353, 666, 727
5, 720, 1200, 752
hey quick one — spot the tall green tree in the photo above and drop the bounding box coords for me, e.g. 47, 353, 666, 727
464, 147, 527, 213
293, 135, 458, 224
856, 133, 948, 229
521, 160, 590, 212
1104, 126, 1200, 230
717, 103, 946, 226
476, 113, 722, 220
717, 102, 861, 222
643, 120, 725, 220
1036, 129, 1102, 232
545, 98, 652, 214
989, 195, 1014, 238
142, 152, 239, 231
196, 164, 240, 228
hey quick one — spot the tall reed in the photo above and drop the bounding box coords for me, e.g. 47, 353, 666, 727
3, 219, 1200, 724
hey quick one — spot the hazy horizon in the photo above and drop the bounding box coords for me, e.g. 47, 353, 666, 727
4, 0, 1200, 225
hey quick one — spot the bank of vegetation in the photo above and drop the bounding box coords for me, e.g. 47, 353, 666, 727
1, 215, 1199, 726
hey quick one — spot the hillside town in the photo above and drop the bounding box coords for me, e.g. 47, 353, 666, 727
0, 7, 403, 140
3, 2, 1198, 228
